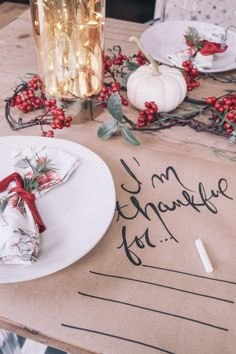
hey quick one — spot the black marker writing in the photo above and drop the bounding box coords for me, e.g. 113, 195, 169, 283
117, 159, 233, 266
117, 227, 156, 266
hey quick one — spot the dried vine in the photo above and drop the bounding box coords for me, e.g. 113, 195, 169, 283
4, 46, 236, 143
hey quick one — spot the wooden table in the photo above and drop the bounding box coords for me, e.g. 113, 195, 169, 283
0, 2, 29, 30
0, 9, 236, 354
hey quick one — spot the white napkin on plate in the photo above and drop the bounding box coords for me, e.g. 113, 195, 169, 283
167, 47, 214, 71
0, 146, 79, 265
168, 25, 227, 71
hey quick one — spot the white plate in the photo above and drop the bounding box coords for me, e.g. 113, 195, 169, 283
0, 136, 116, 283
140, 20, 236, 73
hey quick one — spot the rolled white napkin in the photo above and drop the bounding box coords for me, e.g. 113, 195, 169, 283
0, 146, 79, 265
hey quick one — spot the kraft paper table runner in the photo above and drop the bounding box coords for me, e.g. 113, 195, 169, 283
0, 8, 236, 354
0, 130, 235, 354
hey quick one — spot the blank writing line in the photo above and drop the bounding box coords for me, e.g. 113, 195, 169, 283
79, 291, 228, 332
90, 271, 234, 304
61, 323, 175, 354
142, 264, 236, 285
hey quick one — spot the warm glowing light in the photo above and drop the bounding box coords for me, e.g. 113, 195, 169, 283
30, 0, 105, 99
56, 22, 62, 30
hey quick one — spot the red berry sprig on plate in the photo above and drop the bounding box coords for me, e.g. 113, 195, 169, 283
137, 101, 158, 128
182, 60, 200, 91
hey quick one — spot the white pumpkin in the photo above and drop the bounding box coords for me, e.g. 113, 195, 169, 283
127, 36, 187, 113
127, 64, 187, 112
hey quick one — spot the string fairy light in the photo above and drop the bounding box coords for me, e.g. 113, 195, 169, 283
30, 0, 105, 100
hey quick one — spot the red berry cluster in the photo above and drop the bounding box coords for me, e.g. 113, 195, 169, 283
9, 75, 73, 138
98, 82, 128, 106
41, 99, 72, 137
112, 53, 128, 66
136, 51, 147, 66
104, 52, 128, 75
10, 76, 43, 113
27, 75, 42, 91
206, 94, 236, 134
137, 101, 158, 128
41, 129, 55, 138
182, 60, 200, 91
104, 55, 113, 74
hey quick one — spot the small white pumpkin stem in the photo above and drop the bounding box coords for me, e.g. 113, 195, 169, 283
129, 36, 160, 75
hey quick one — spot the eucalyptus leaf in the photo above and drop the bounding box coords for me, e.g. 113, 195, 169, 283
107, 92, 123, 122
127, 60, 139, 71
226, 119, 236, 130
122, 71, 135, 88
97, 120, 119, 140
122, 126, 140, 146
26, 72, 38, 76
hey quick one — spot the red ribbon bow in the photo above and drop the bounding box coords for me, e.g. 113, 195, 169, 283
0, 172, 46, 232
199, 40, 228, 56
184, 35, 228, 56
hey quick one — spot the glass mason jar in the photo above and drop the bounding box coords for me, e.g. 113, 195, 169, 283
30, 0, 105, 100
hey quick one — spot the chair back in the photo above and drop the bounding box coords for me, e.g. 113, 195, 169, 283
155, 0, 236, 28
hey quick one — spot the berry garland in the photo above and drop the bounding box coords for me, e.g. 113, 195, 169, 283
5, 75, 72, 137
182, 60, 200, 91
4, 45, 236, 145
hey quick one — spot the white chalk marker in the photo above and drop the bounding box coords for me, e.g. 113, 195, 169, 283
195, 239, 213, 273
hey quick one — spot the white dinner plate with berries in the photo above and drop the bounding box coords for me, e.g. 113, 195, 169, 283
0, 136, 116, 283
140, 20, 236, 73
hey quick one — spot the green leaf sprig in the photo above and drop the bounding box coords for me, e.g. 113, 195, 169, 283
23, 155, 57, 192
97, 92, 140, 146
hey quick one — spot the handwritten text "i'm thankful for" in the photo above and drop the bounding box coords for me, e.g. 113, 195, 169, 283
116, 158, 233, 266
